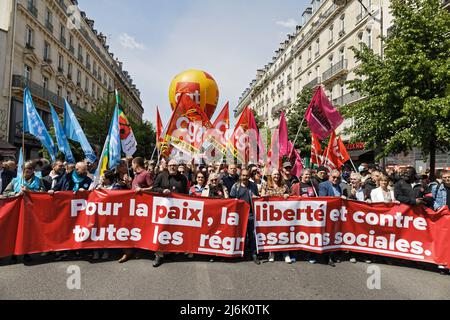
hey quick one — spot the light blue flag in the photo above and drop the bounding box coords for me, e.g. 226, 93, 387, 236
23, 88, 56, 162
109, 104, 122, 170
16, 147, 23, 182
49, 103, 75, 164
63, 99, 96, 163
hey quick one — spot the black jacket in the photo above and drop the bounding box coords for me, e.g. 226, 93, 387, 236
53, 173, 92, 191
1, 169, 15, 194
152, 171, 189, 195
221, 173, 240, 193
394, 179, 426, 206
42, 174, 64, 191
364, 178, 378, 200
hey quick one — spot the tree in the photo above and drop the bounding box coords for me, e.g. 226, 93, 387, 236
342, 0, 450, 179
130, 119, 156, 159
286, 86, 315, 157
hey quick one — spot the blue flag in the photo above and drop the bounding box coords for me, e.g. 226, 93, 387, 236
50, 103, 75, 164
109, 104, 122, 170
63, 99, 96, 163
23, 88, 56, 162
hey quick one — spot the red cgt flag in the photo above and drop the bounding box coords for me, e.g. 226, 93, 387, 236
209, 102, 230, 155
163, 94, 212, 157
305, 86, 344, 140
322, 131, 350, 172
311, 133, 323, 166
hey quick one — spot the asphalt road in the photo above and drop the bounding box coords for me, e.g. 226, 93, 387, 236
1, 251, 449, 300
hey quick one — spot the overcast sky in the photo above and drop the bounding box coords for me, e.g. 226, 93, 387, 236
78, 0, 309, 126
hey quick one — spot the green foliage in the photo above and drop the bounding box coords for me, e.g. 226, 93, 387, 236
130, 119, 156, 159
343, 0, 450, 168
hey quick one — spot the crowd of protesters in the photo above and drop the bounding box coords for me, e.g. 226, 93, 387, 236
1, 155, 449, 270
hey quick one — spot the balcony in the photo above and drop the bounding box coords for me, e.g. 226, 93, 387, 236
271, 100, 290, 117
339, 30, 346, 38
43, 57, 52, 64
322, 59, 348, 84
304, 77, 321, 89
45, 21, 53, 33
332, 91, 363, 107
58, 0, 67, 13
12, 75, 64, 110
27, 2, 38, 18
60, 36, 66, 46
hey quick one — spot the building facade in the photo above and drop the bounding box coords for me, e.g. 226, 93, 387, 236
0, 0, 143, 159
236, 0, 450, 169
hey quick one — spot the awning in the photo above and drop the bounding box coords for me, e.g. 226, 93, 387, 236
349, 149, 373, 160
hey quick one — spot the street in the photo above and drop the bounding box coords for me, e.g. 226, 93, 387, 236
1, 252, 449, 300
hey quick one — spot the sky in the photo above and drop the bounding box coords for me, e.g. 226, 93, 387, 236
78, 0, 309, 126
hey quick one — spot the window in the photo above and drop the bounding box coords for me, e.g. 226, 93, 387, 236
340, 15, 345, 35
25, 26, 33, 47
43, 76, 48, 91
60, 24, 66, 44
339, 47, 345, 61
57, 86, 62, 97
316, 65, 320, 78
69, 34, 73, 46
315, 38, 320, 56
24, 64, 32, 81
68, 62, 73, 78
77, 70, 81, 84
86, 54, 91, 69
308, 46, 312, 60
85, 76, 89, 92
358, 32, 364, 51
43, 42, 51, 61
367, 28, 372, 49
329, 25, 334, 44
328, 55, 334, 68
45, 9, 53, 30
92, 83, 95, 98
58, 54, 64, 70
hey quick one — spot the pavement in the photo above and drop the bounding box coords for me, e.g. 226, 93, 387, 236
1, 251, 449, 300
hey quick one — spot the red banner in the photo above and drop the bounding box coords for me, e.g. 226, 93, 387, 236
0, 191, 249, 258
2, 193, 450, 268
254, 197, 450, 268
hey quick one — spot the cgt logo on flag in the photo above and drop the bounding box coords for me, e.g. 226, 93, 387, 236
175, 82, 201, 106
152, 197, 204, 228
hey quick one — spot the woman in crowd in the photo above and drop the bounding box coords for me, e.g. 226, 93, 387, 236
189, 171, 207, 196
370, 175, 398, 203
202, 173, 229, 198
250, 167, 265, 195
261, 169, 292, 264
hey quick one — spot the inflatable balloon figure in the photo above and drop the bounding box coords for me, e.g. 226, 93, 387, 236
169, 69, 219, 120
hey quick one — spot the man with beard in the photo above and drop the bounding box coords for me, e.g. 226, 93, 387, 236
52, 162, 92, 192
230, 169, 260, 265
42, 161, 65, 191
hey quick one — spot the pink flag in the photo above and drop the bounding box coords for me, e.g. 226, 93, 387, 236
278, 112, 289, 157
305, 86, 344, 140
248, 108, 266, 162
288, 141, 303, 178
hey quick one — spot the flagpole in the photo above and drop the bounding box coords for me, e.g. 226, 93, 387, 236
288, 117, 306, 159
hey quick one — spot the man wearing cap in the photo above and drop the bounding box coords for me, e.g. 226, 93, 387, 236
282, 162, 299, 190
312, 166, 328, 192
151, 159, 189, 267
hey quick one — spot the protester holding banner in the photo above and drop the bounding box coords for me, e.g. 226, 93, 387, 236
281, 162, 299, 190
370, 175, 397, 204
52, 162, 92, 192
394, 167, 425, 206
3, 161, 45, 197
319, 170, 343, 197
230, 169, 260, 265
42, 161, 65, 191
364, 170, 382, 201
348, 173, 365, 202
189, 171, 207, 196
290, 169, 317, 197
312, 166, 328, 193
221, 164, 240, 193
432, 170, 450, 210
114, 160, 132, 190
151, 159, 189, 267
131, 157, 154, 194
202, 173, 229, 199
